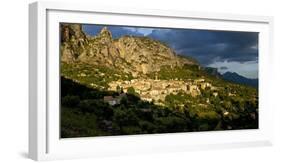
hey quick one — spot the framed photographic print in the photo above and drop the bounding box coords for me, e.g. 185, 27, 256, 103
29, 1, 274, 161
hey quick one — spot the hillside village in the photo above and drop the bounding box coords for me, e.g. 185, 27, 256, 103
107, 77, 219, 105
60, 24, 259, 138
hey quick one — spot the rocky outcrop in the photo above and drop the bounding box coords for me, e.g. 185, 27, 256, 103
61, 24, 87, 42
60, 24, 88, 63
60, 24, 197, 76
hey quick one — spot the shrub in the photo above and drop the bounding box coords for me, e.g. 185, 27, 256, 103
62, 95, 80, 107
139, 121, 156, 133
78, 100, 113, 119
121, 126, 142, 135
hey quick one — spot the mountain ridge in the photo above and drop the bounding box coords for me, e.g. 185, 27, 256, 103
222, 71, 258, 88
60, 24, 198, 77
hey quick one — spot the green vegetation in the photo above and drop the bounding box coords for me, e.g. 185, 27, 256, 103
61, 76, 258, 138
61, 62, 133, 88
60, 25, 258, 138
147, 64, 203, 80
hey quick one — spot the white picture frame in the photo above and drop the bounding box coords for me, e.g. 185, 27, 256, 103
29, 1, 274, 161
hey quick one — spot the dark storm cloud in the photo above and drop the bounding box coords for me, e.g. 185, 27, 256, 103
220, 66, 228, 70
147, 29, 258, 65
82, 24, 258, 66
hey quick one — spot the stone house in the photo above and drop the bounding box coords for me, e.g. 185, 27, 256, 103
103, 93, 127, 106
141, 94, 153, 102
103, 96, 119, 106
187, 85, 200, 97
213, 92, 219, 97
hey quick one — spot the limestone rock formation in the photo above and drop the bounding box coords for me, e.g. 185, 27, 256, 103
60, 24, 88, 63
60, 24, 198, 76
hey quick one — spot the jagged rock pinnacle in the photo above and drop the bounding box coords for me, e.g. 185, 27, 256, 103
100, 27, 111, 37
100, 26, 108, 33
61, 24, 197, 74
99, 26, 112, 43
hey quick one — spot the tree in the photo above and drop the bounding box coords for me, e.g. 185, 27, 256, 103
116, 85, 121, 93
139, 121, 156, 133
116, 85, 124, 94
121, 126, 142, 135
120, 96, 129, 106
113, 109, 138, 130
62, 95, 80, 107
127, 87, 136, 94
78, 99, 113, 120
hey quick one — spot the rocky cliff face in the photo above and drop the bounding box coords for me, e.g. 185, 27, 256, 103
60, 24, 88, 63
60, 24, 197, 77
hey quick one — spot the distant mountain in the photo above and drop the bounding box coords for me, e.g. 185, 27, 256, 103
222, 72, 258, 88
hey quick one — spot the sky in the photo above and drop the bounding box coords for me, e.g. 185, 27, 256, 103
83, 24, 259, 79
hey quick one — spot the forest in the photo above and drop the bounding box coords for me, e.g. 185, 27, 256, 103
61, 76, 258, 138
